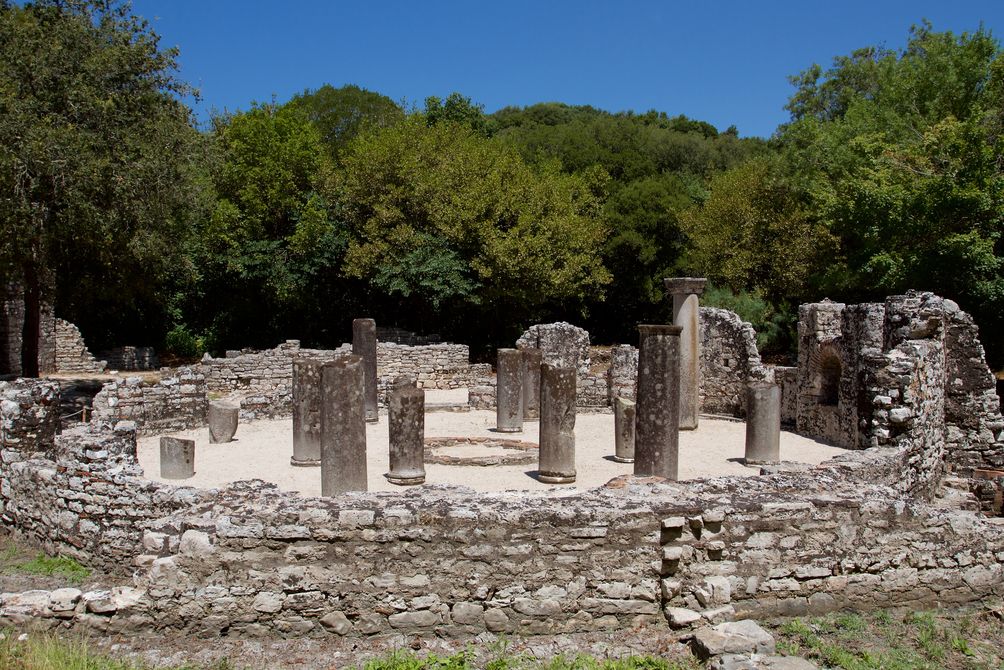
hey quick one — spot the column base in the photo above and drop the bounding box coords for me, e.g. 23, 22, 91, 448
365, 417, 379, 424
290, 457, 321, 467
494, 427, 523, 433
743, 458, 779, 466
538, 472, 576, 484
385, 473, 426, 486
610, 456, 635, 463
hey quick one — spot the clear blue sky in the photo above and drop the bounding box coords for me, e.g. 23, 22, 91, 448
132, 0, 1004, 139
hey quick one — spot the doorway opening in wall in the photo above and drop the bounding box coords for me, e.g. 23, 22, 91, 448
818, 351, 841, 406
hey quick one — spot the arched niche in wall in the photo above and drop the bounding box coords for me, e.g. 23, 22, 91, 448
808, 345, 842, 407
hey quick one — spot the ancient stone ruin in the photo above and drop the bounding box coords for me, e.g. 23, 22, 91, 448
0, 284, 1002, 652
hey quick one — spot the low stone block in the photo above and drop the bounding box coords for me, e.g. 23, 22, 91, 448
484, 607, 509, 632
252, 592, 284, 613
512, 598, 562, 616
320, 610, 352, 635
388, 610, 440, 629
208, 402, 239, 443
664, 606, 702, 628
179, 530, 214, 557
451, 602, 485, 626
48, 587, 81, 613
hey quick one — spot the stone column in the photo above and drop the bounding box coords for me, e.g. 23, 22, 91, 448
745, 382, 781, 465
664, 277, 707, 430
390, 374, 416, 390
609, 345, 638, 402
208, 401, 238, 444
521, 348, 543, 420
386, 386, 426, 485
634, 324, 682, 480
538, 363, 576, 483
320, 355, 368, 494
292, 358, 323, 466
352, 318, 378, 423
160, 436, 195, 479
612, 396, 636, 463
496, 348, 523, 433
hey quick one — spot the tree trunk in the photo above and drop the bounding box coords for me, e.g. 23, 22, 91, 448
21, 262, 40, 378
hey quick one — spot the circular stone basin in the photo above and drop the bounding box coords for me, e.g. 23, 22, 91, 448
424, 436, 538, 466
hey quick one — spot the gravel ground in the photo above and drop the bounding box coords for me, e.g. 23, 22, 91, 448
137, 390, 844, 496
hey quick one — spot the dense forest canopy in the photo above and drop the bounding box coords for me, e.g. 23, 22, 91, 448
1, 2, 1002, 366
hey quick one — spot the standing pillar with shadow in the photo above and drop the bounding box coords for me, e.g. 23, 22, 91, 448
538, 363, 576, 483
496, 348, 523, 433
664, 278, 706, 430
352, 318, 378, 423
320, 355, 368, 494
634, 324, 682, 480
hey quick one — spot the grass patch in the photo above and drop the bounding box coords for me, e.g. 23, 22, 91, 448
6, 553, 91, 585
772, 606, 1004, 670
0, 631, 239, 669
0, 631, 696, 670
360, 647, 697, 670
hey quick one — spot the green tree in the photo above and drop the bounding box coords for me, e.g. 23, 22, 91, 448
779, 22, 1004, 362
679, 158, 835, 304
0, 0, 204, 371
332, 116, 610, 336
288, 83, 403, 159
592, 174, 694, 339
182, 102, 346, 349
424, 92, 490, 135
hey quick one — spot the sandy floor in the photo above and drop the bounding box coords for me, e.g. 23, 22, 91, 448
137, 390, 844, 495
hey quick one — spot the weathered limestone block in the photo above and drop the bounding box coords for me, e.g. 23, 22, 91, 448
516, 322, 591, 374
207, 402, 238, 444
386, 386, 425, 485
635, 324, 681, 480
538, 364, 576, 484
352, 318, 378, 423
496, 349, 523, 433
159, 436, 195, 479
320, 355, 367, 494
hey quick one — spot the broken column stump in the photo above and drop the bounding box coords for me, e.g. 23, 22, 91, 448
207, 401, 238, 444
613, 396, 636, 463
745, 382, 781, 465
386, 385, 426, 485
160, 436, 195, 479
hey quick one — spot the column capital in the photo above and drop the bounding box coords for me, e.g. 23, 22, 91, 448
664, 277, 708, 297
638, 324, 683, 337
